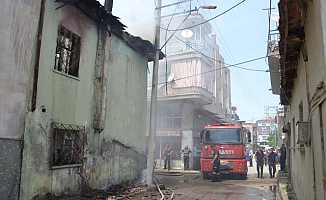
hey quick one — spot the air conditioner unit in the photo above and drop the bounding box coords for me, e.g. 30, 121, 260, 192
297, 121, 309, 145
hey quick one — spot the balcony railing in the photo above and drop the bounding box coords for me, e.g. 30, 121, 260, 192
148, 86, 214, 101
166, 40, 214, 58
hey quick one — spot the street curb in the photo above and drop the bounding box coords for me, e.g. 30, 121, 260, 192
277, 170, 297, 200
154, 169, 201, 175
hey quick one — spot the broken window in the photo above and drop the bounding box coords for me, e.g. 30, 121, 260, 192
54, 25, 81, 77
51, 122, 85, 167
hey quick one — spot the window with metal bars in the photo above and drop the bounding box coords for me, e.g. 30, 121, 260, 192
51, 122, 85, 167
54, 25, 81, 77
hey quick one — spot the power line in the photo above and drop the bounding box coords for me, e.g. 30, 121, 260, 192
163, 3, 181, 94
158, 1, 266, 112
169, 32, 267, 72
199, 0, 266, 108
169, 12, 266, 111
160, 0, 247, 31
161, 19, 267, 111
150, 55, 267, 87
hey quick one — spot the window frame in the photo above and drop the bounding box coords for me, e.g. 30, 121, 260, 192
50, 122, 85, 168
54, 25, 81, 78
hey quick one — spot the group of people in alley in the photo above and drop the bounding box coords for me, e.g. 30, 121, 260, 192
248, 144, 286, 179
162, 143, 286, 182
163, 144, 201, 171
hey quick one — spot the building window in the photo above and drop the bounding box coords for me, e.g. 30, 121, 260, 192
51, 122, 85, 167
156, 107, 182, 129
54, 25, 81, 77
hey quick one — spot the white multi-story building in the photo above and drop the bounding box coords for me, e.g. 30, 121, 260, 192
147, 14, 232, 169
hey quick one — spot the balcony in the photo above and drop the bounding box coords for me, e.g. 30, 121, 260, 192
268, 40, 281, 95
147, 86, 214, 104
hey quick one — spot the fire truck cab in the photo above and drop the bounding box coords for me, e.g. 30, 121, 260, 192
200, 123, 251, 179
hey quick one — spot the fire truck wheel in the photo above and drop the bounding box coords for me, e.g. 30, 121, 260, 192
202, 172, 210, 179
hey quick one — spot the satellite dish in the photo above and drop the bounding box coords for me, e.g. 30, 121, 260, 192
167, 73, 174, 82
271, 13, 279, 22
181, 29, 193, 38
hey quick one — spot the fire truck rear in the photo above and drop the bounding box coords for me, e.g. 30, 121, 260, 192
200, 123, 251, 179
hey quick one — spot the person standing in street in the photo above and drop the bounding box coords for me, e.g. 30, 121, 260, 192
255, 146, 265, 178
280, 144, 286, 171
248, 147, 253, 167
180, 145, 192, 170
211, 145, 220, 182
267, 148, 278, 178
193, 144, 201, 170
163, 143, 173, 170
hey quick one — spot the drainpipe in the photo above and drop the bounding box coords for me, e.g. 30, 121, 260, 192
31, 0, 46, 111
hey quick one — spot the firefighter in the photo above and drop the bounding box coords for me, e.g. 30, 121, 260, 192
211, 145, 220, 182
163, 143, 173, 170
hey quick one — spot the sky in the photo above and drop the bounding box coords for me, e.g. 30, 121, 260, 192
99, 0, 280, 122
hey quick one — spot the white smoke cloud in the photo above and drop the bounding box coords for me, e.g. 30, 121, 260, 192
99, 0, 155, 43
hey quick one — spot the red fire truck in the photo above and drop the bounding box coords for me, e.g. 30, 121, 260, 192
200, 123, 251, 179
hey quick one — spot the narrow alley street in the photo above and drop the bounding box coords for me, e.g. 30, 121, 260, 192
154, 163, 279, 200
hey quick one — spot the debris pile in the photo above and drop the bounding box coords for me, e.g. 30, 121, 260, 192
42, 181, 175, 200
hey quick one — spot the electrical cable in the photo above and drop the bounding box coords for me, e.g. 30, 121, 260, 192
164, 3, 180, 94
170, 1, 266, 111
200, 1, 266, 108
198, 0, 266, 108
159, 24, 267, 112
157, 1, 268, 113
161, 0, 246, 31
267, 0, 272, 55
154, 55, 267, 86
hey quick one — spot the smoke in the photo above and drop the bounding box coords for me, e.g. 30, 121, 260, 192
139, 169, 147, 183
99, 0, 155, 43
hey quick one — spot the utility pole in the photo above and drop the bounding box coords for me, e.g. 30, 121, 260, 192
147, 0, 162, 185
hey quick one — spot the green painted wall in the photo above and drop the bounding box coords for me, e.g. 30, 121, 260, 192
105, 36, 148, 154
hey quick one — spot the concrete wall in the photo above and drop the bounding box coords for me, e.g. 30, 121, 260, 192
0, 1, 41, 199
19, 1, 148, 199
0, 0, 41, 140
285, 0, 326, 199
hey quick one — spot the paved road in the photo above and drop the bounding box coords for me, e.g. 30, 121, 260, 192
154, 162, 280, 200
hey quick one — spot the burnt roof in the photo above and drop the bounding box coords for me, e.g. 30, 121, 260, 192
278, 0, 308, 105
55, 0, 164, 61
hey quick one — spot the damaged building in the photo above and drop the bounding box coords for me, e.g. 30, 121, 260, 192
0, 0, 162, 199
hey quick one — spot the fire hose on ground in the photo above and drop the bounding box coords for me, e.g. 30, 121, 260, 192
155, 176, 175, 200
